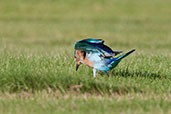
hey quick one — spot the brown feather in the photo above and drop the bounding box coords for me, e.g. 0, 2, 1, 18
75, 50, 94, 68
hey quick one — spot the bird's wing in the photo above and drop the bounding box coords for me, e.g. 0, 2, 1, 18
74, 39, 122, 57
79, 38, 104, 44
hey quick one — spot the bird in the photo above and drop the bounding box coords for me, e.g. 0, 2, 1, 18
74, 38, 135, 78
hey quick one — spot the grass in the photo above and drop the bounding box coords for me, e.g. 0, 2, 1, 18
0, 0, 171, 113
0, 93, 170, 114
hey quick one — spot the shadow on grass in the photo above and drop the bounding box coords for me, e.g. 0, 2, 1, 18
109, 68, 162, 79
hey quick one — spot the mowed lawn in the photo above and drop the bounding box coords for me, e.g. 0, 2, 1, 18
0, 0, 171, 114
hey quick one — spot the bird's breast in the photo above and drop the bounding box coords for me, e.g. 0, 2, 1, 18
82, 58, 94, 68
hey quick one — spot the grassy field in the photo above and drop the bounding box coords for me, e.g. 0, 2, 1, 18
0, 0, 171, 113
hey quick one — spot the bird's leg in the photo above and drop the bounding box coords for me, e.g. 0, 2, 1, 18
106, 71, 110, 77
93, 68, 96, 78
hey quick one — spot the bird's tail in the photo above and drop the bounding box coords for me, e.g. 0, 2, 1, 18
114, 49, 136, 60
106, 49, 135, 69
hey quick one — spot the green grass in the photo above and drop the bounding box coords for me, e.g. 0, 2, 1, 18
0, 0, 171, 113
0, 93, 170, 114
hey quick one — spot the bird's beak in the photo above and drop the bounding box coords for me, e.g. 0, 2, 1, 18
76, 64, 79, 71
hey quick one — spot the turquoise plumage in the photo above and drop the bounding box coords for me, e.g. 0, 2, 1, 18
74, 38, 135, 77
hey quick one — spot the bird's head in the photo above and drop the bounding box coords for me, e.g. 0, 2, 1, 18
74, 50, 86, 71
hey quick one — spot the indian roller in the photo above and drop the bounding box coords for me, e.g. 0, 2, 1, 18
74, 38, 135, 78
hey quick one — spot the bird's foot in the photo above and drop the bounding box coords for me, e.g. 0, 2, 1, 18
106, 71, 110, 77
93, 68, 96, 78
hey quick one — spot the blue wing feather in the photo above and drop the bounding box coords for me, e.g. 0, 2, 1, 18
74, 38, 121, 57
79, 38, 104, 44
